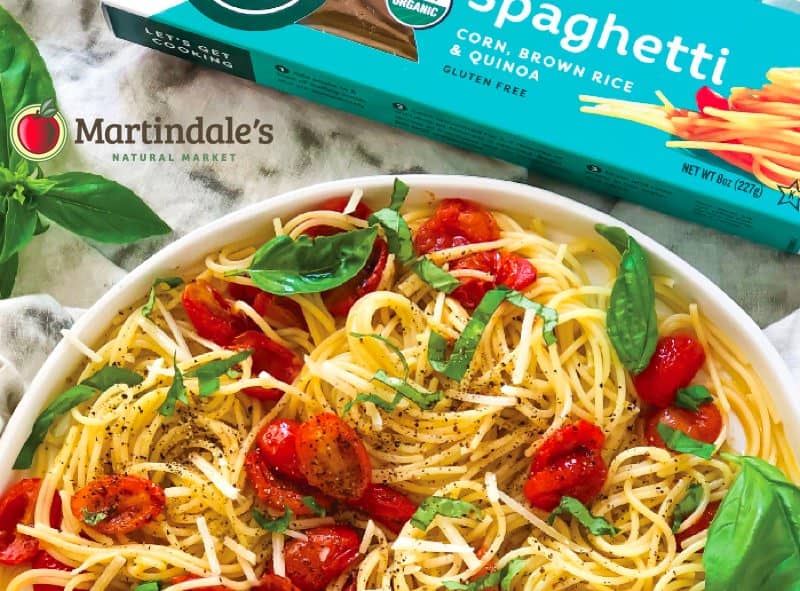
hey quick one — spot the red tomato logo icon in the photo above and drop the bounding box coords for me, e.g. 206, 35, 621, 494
10, 98, 67, 161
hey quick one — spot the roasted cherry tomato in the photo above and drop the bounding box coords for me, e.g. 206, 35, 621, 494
304, 196, 373, 238
472, 545, 498, 586
228, 283, 306, 330
347, 483, 417, 534
254, 574, 303, 591
257, 419, 305, 482
675, 501, 720, 549
229, 331, 303, 400
244, 450, 329, 517
644, 403, 723, 448
633, 335, 706, 408
0, 478, 43, 565
413, 199, 500, 254
182, 280, 248, 346
70, 475, 165, 535
696, 86, 730, 113
295, 414, 372, 501
283, 526, 361, 591
523, 421, 608, 512
323, 238, 389, 317
450, 251, 537, 310
170, 575, 228, 591
32, 551, 71, 591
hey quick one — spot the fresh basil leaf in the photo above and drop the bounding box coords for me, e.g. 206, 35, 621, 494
33, 172, 171, 243
369, 208, 415, 263
705, 455, 800, 591
0, 252, 17, 298
373, 370, 442, 410
158, 355, 187, 417
0, 198, 37, 263
596, 225, 658, 374
675, 385, 714, 412
247, 226, 377, 295
342, 392, 403, 416
81, 507, 109, 526
656, 422, 715, 460
81, 365, 144, 391
302, 496, 326, 517
547, 496, 619, 536
672, 483, 703, 533
142, 276, 184, 318
595, 224, 630, 254
411, 496, 480, 530
253, 507, 293, 533
133, 583, 161, 591
0, 6, 57, 169
503, 288, 559, 346
442, 557, 527, 591
411, 257, 460, 294
350, 332, 409, 377
186, 350, 253, 397
389, 178, 410, 211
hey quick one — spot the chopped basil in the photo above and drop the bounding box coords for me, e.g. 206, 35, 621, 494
342, 392, 403, 416
428, 287, 558, 381
411, 496, 481, 530
410, 257, 461, 294
246, 226, 378, 295
442, 557, 527, 591
389, 178, 409, 211
596, 225, 658, 374
185, 350, 253, 397
350, 332, 409, 377
253, 507, 293, 533
81, 507, 109, 526
372, 370, 442, 410
657, 423, 716, 459
302, 496, 326, 517
675, 385, 714, 411
672, 483, 704, 533
547, 496, 619, 536
132, 583, 161, 591
158, 354, 187, 417
142, 276, 183, 317
14, 365, 144, 470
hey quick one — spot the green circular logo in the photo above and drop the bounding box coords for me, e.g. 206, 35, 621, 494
189, 0, 325, 30
386, 0, 451, 29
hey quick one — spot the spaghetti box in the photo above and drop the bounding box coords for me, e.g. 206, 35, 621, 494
101, 0, 800, 252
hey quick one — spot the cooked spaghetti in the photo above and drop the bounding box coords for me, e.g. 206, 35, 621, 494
0, 184, 797, 591
580, 67, 800, 191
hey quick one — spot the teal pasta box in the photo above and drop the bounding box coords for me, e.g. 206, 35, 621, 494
102, 0, 800, 252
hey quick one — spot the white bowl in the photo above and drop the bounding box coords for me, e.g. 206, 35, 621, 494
0, 174, 797, 488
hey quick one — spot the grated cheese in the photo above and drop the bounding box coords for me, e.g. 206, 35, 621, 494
343, 187, 364, 215
359, 519, 377, 554
447, 391, 518, 407
196, 516, 221, 575
272, 532, 286, 577
391, 538, 473, 554
223, 537, 257, 565
485, 472, 499, 504
60, 329, 103, 363
164, 486, 193, 498
191, 455, 240, 500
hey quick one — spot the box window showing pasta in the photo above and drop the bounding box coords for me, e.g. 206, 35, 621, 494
102, 0, 800, 253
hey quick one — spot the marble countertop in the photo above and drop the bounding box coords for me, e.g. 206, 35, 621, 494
7, 0, 800, 328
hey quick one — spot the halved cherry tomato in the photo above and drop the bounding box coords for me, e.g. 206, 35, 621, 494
450, 251, 537, 310
304, 196, 373, 238
413, 199, 500, 254
323, 238, 388, 317
0, 478, 43, 565
295, 414, 372, 501
347, 483, 417, 534
696, 86, 730, 113
523, 421, 608, 512
675, 501, 720, 549
284, 526, 361, 591
70, 475, 165, 535
229, 331, 303, 400
32, 551, 71, 591
254, 574, 303, 591
257, 419, 305, 482
170, 575, 228, 591
644, 403, 723, 448
182, 280, 248, 346
472, 545, 498, 588
228, 283, 306, 330
633, 335, 706, 408
244, 450, 330, 517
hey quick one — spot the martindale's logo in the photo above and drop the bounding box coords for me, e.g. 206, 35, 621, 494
189, 0, 325, 30
10, 99, 67, 162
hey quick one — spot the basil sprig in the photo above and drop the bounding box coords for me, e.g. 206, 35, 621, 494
596, 225, 658, 374
428, 287, 558, 381
672, 483, 703, 533
675, 385, 714, 411
253, 507, 293, 533
158, 355, 187, 417
656, 423, 715, 460
547, 496, 619, 536
704, 455, 800, 590
185, 350, 254, 396
14, 365, 144, 469
342, 371, 442, 415
0, 8, 171, 298
442, 558, 527, 591
410, 496, 481, 530
302, 496, 326, 517
142, 277, 184, 317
